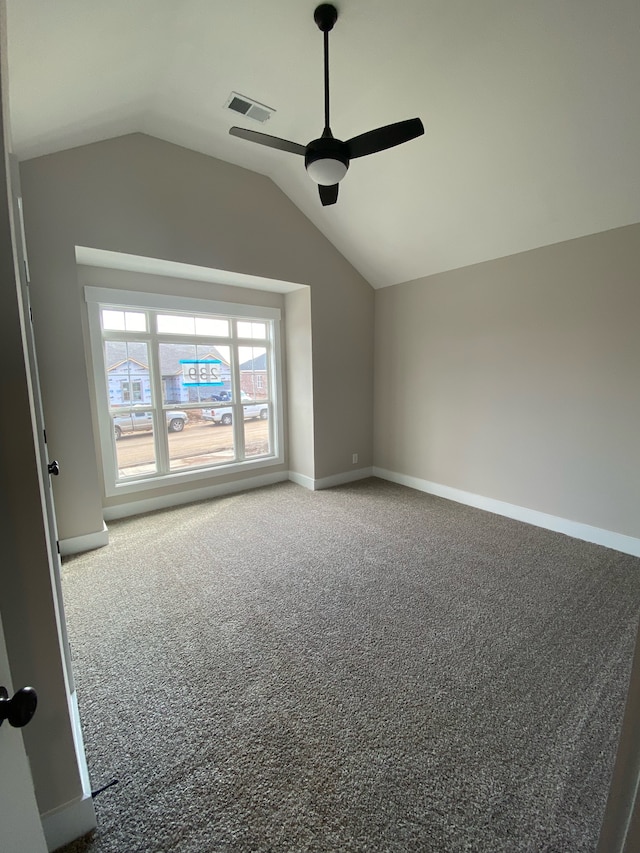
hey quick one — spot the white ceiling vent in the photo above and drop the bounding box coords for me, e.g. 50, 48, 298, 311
225, 92, 275, 123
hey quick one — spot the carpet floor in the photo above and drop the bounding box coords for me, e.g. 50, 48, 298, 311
57, 479, 640, 852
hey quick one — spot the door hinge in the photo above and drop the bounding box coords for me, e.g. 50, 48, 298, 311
43, 429, 47, 444
56, 541, 60, 555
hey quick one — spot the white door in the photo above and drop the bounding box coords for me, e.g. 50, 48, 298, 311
0, 610, 48, 853
9, 154, 75, 691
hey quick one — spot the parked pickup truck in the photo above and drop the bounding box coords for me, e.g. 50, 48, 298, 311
202, 391, 268, 426
113, 409, 188, 440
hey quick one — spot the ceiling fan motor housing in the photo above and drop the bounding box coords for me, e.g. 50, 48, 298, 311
305, 136, 350, 185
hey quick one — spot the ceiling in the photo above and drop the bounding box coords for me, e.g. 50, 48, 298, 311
6, 0, 640, 288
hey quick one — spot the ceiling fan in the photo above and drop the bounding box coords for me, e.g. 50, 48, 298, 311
229, 3, 425, 206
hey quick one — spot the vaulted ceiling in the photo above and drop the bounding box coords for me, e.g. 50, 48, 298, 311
6, 0, 640, 288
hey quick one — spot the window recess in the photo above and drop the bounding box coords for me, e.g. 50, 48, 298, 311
85, 287, 283, 496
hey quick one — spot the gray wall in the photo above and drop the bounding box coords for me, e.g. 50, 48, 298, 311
284, 287, 314, 480
374, 223, 640, 539
19, 133, 374, 540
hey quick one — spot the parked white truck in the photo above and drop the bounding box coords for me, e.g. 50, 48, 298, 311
202, 391, 268, 426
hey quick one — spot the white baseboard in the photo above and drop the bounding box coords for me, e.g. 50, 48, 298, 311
103, 470, 289, 521
69, 690, 92, 805
314, 467, 374, 490
69, 469, 639, 558
59, 523, 109, 556
373, 467, 640, 558
288, 470, 315, 489
41, 690, 96, 851
41, 792, 96, 852
289, 467, 373, 491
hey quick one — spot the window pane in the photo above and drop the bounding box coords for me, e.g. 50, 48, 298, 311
104, 341, 152, 409
167, 406, 235, 471
195, 316, 229, 337
157, 314, 195, 335
237, 321, 266, 339
244, 404, 270, 458
238, 346, 268, 400
113, 410, 157, 479
102, 310, 147, 331
102, 309, 125, 330
159, 343, 231, 405
124, 311, 147, 332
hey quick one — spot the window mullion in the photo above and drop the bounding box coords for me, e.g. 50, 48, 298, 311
99, 330, 152, 343
230, 322, 245, 462
148, 320, 170, 474
267, 332, 274, 412
156, 334, 231, 348
275, 320, 281, 456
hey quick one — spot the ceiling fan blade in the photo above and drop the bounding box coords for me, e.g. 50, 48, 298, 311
229, 127, 306, 156
347, 117, 424, 160
319, 183, 339, 206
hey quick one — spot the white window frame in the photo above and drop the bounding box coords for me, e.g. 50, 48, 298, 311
85, 286, 284, 497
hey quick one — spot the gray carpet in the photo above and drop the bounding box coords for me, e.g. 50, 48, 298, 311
57, 478, 640, 852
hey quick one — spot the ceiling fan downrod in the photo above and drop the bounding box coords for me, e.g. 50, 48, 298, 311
313, 3, 338, 136
305, 4, 348, 190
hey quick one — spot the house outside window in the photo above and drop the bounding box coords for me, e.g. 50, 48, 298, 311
85, 287, 283, 496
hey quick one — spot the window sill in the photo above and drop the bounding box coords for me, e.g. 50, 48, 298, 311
105, 453, 284, 498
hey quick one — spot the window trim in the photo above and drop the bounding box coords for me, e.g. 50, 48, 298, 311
85, 286, 284, 497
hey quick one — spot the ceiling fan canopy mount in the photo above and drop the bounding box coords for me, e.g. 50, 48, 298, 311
313, 3, 338, 33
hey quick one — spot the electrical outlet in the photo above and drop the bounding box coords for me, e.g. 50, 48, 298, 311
352, 453, 358, 464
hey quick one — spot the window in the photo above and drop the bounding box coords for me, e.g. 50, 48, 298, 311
121, 380, 143, 403
85, 287, 283, 496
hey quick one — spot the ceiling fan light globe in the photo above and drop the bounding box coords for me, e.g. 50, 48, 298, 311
306, 158, 348, 185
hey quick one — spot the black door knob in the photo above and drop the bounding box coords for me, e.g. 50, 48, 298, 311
0, 686, 38, 728
47, 460, 60, 476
